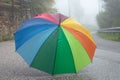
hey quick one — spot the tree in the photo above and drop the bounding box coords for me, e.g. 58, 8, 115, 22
31, 0, 57, 15
0, 0, 56, 39
96, 0, 120, 28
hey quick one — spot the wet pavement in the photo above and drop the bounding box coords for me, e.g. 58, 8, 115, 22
80, 49, 120, 80
0, 34, 120, 80
93, 33, 120, 53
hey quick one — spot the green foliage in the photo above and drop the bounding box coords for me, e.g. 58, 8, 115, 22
98, 32, 120, 41
0, 0, 11, 3
97, 0, 120, 28
1, 35, 13, 41
31, 0, 57, 15
0, 0, 56, 40
96, 12, 112, 28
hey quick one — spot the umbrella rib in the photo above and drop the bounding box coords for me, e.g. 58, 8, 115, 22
62, 27, 95, 61
51, 27, 59, 75
15, 24, 57, 50
61, 27, 77, 73
68, 42, 77, 73
62, 27, 92, 72
30, 27, 58, 69
61, 18, 95, 44
17, 18, 58, 32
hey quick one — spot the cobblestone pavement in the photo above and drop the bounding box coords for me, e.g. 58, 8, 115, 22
0, 33, 120, 80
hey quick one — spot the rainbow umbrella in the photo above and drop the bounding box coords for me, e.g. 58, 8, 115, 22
14, 13, 96, 75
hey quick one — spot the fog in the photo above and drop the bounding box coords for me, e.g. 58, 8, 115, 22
54, 0, 99, 30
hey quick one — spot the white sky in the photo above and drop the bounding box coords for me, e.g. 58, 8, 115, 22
80, 0, 99, 15
54, 0, 69, 15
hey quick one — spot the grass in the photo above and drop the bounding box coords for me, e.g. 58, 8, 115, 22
0, 35, 13, 41
97, 32, 120, 41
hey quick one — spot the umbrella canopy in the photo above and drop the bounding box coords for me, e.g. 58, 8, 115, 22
14, 13, 96, 75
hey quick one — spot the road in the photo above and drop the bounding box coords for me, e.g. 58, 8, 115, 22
79, 33, 120, 80
0, 34, 120, 80
93, 33, 120, 53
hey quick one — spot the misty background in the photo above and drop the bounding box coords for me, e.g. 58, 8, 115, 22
54, 0, 99, 31
0, 0, 120, 41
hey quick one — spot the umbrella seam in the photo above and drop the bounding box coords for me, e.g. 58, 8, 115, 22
15, 24, 57, 51
51, 27, 59, 75
61, 27, 77, 73
62, 27, 92, 72
63, 27, 95, 61
17, 18, 58, 31
29, 26, 58, 67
